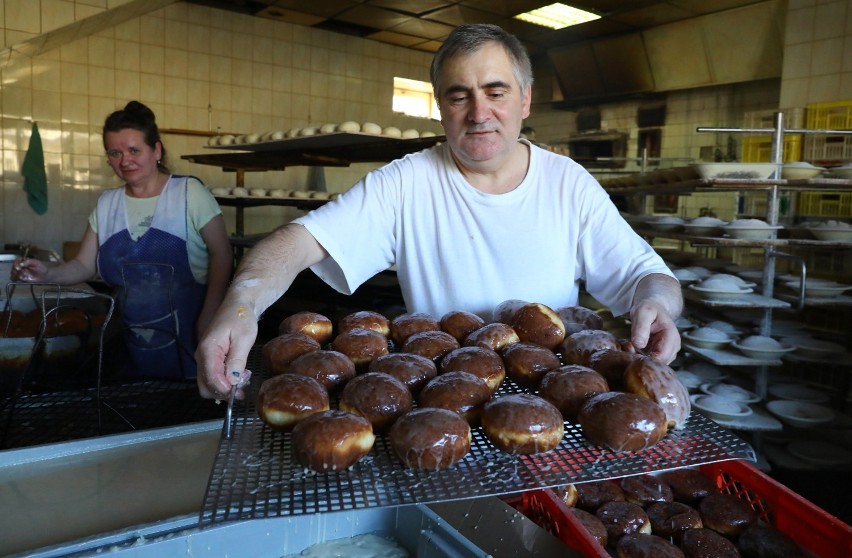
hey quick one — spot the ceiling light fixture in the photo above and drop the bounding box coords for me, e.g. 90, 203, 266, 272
513, 3, 600, 30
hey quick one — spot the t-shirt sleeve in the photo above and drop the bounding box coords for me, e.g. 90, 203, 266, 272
573, 174, 675, 316
186, 176, 222, 232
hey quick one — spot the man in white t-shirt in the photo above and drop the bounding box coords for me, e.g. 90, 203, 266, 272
196, 23, 683, 401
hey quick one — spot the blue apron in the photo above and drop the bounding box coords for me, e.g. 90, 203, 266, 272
96, 176, 205, 380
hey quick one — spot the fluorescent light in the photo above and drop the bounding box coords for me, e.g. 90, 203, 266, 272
513, 3, 600, 30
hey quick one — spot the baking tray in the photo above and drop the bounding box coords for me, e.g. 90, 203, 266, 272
204, 132, 443, 152
200, 349, 755, 525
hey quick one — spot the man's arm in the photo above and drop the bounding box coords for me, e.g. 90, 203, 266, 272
196, 223, 328, 400
628, 273, 683, 364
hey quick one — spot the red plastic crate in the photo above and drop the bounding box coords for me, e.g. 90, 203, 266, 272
511, 459, 852, 558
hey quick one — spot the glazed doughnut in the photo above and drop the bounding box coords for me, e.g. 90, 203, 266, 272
330, 327, 389, 372
389, 407, 471, 470
369, 352, 437, 395
588, 349, 643, 391
338, 372, 413, 433
663, 469, 717, 504
286, 349, 356, 392
570, 507, 609, 548
492, 299, 527, 324
480, 393, 564, 454
389, 312, 440, 346
616, 533, 685, 558
440, 346, 506, 393
646, 501, 702, 541
698, 493, 756, 537
737, 525, 804, 558
440, 310, 485, 343
596, 501, 652, 541
291, 410, 375, 472
337, 310, 390, 337
401, 330, 460, 363
418, 370, 492, 425
620, 474, 674, 507
623, 356, 691, 429
262, 332, 321, 375
573, 480, 626, 511
501, 342, 561, 388
555, 305, 604, 335
560, 329, 620, 366
679, 528, 740, 558
508, 302, 566, 350
578, 392, 668, 452
278, 311, 333, 345
463, 322, 520, 353
538, 364, 610, 421
257, 374, 329, 430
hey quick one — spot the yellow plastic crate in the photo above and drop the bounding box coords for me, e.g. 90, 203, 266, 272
741, 134, 803, 162
796, 191, 852, 217
806, 99, 852, 129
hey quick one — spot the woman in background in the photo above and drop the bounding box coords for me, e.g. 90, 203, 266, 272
12, 101, 231, 380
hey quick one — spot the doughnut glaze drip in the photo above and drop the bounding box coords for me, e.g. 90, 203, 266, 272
291, 410, 375, 472
481, 393, 564, 454
578, 392, 668, 452
441, 346, 506, 392
389, 407, 472, 469
624, 356, 691, 429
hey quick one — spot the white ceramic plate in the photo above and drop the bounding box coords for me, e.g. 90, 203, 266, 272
768, 384, 830, 403
688, 284, 753, 300
700, 383, 761, 403
808, 228, 852, 242
722, 225, 784, 240
731, 340, 796, 359
787, 440, 852, 466
766, 400, 835, 428
681, 331, 732, 350
690, 394, 753, 420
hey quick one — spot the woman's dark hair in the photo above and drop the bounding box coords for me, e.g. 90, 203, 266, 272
103, 100, 169, 173
430, 24, 533, 106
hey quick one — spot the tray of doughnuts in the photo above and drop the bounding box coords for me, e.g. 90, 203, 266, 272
201, 305, 755, 526
512, 459, 852, 558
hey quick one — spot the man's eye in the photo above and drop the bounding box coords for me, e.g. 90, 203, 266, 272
107, 151, 121, 158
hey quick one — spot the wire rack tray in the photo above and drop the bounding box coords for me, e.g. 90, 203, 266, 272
200, 349, 755, 525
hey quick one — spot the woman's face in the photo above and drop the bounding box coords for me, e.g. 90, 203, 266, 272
104, 128, 162, 187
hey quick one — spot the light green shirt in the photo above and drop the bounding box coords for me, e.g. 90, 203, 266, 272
89, 177, 222, 282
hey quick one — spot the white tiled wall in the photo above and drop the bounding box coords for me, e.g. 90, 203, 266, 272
1, 2, 442, 251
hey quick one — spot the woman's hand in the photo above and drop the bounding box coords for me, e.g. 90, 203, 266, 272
10, 258, 48, 282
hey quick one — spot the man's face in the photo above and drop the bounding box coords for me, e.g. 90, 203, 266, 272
437, 42, 531, 171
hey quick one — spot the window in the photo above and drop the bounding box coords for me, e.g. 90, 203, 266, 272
393, 77, 440, 120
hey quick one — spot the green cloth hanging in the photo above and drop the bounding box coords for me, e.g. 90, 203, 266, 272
22, 122, 48, 215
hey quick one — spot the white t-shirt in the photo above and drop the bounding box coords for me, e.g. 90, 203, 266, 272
295, 141, 673, 320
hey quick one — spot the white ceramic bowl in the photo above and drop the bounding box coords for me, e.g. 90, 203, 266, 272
700, 382, 761, 403
677, 370, 704, 390
688, 284, 753, 300
783, 280, 852, 298
768, 383, 830, 403
808, 227, 852, 242
766, 400, 835, 428
723, 224, 784, 240
781, 162, 825, 180
692, 162, 778, 180
682, 330, 733, 350
827, 165, 852, 179
682, 362, 728, 383
787, 440, 852, 466
691, 394, 753, 420
648, 217, 686, 232
732, 339, 795, 359
782, 337, 846, 358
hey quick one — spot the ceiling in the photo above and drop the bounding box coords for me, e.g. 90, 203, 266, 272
185, 0, 765, 57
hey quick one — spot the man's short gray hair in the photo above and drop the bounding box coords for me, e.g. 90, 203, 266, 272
430, 24, 534, 104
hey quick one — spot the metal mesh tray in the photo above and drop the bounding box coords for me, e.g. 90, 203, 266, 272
201, 349, 754, 525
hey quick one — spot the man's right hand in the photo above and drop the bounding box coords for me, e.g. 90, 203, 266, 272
196, 299, 259, 400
